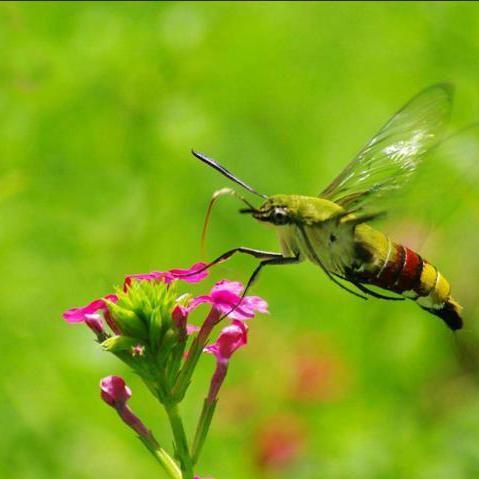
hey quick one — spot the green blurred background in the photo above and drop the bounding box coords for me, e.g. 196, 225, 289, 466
2, 2, 479, 478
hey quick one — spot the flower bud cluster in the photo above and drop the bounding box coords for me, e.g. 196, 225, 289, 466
102, 280, 185, 392
63, 261, 268, 479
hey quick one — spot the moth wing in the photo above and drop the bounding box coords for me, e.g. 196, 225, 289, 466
378, 122, 479, 251
319, 84, 453, 209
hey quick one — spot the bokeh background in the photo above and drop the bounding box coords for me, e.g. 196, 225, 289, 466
2, 2, 479, 478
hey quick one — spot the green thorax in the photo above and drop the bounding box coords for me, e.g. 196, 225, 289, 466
261, 194, 344, 224
257, 194, 388, 275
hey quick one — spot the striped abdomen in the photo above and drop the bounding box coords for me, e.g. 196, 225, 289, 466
354, 231, 462, 330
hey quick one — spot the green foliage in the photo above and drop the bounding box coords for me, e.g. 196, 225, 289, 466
2, 2, 479, 479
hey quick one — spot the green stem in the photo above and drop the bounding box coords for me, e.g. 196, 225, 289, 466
191, 398, 217, 465
172, 309, 219, 401
164, 401, 194, 479
140, 434, 183, 479
172, 338, 203, 400
167, 339, 188, 387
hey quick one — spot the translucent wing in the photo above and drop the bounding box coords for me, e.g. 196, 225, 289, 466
320, 84, 454, 209
384, 123, 479, 248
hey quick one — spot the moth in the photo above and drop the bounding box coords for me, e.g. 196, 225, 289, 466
190, 84, 463, 330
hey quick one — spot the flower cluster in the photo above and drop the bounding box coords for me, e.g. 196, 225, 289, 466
63, 262, 268, 479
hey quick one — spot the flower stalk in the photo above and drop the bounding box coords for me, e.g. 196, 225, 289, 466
191, 398, 217, 466
164, 401, 194, 479
139, 434, 183, 479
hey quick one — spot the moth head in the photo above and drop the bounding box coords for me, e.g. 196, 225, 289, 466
242, 196, 292, 226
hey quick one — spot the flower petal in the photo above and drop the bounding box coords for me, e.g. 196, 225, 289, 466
187, 295, 214, 311
124, 262, 208, 289
204, 320, 248, 361
167, 262, 208, 283
63, 295, 117, 324
241, 295, 269, 314
104, 294, 119, 303
186, 324, 200, 335
188, 280, 268, 320
124, 271, 164, 288
211, 279, 244, 296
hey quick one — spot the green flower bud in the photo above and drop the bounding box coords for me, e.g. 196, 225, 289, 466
107, 280, 178, 353
108, 302, 148, 340
102, 335, 141, 354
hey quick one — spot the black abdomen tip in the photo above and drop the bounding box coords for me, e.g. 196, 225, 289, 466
423, 302, 463, 331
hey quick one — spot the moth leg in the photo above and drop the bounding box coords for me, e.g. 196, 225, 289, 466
242, 255, 301, 297
220, 255, 300, 320
178, 247, 283, 278
349, 279, 404, 301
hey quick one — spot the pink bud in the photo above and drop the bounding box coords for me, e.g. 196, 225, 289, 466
100, 376, 149, 438
84, 314, 105, 336
172, 304, 188, 333
100, 375, 132, 407
203, 321, 248, 403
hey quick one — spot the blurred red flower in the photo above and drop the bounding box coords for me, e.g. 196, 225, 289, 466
254, 414, 305, 471
291, 334, 351, 404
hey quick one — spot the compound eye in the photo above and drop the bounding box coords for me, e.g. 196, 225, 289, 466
272, 207, 289, 225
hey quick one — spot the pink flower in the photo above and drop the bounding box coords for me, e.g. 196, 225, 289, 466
124, 262, 208, 288
100, 376, 150, 438
63, 294, 118, 323
63, 294, 118, 336
131, 344, 145, 356
203, 320, 248, 404
189, 280, 268, 320
204, 320, 248, 363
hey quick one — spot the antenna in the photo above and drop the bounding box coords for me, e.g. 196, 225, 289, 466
192, 150, 268, 199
